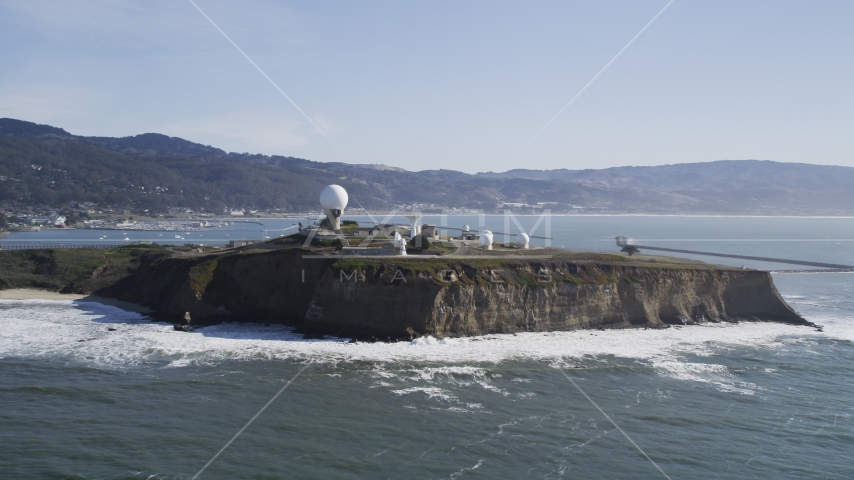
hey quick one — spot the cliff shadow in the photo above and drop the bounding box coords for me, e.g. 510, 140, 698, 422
181, 322, 353, 343
71, 295, 155, 323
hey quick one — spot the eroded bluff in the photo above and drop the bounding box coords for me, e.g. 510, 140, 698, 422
95, 249, 808, 339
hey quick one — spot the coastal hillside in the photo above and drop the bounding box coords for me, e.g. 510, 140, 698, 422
2, 118, 854, 215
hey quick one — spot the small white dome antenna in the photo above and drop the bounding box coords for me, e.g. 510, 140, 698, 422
516, 232, 530, 249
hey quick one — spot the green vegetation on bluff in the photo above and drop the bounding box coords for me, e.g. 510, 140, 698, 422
0, 233, 735, 299
327, 248, 716, 288
0, 246, 168, 292
188, 259, 219, 297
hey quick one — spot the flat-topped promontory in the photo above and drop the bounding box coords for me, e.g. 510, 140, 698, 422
0, 185, 811, 339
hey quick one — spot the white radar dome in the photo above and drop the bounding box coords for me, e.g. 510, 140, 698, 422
479, 230, 494, 247
319, 184, 348, 210
516, 233, 530, 248
463, 225, 470, 232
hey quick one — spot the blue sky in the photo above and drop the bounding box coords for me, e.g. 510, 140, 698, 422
1, 0, 852, 173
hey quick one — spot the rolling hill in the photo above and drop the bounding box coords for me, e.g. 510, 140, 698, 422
1, 118, 853, 215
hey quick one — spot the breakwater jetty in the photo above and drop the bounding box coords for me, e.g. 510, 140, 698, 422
630, 244, 854, 270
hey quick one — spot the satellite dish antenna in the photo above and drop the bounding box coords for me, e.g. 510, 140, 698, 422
405, 211, 423, 240
393, 231, 407, 255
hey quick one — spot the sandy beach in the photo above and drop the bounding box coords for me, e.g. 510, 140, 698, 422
0, 289, 153, 314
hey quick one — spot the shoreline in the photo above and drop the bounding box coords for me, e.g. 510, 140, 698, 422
0, 289, 153, 315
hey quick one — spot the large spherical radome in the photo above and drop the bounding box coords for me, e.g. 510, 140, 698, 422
479, 230, 493, 247
319, 185, 348, 210
516, 233, 530, 247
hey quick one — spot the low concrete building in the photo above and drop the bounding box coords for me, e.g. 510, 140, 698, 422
352, 226, 381, 236
421, 224, 438, 239
228, 240, 259, 248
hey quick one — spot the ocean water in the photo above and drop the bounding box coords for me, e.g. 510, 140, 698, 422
1, 216, 853, 479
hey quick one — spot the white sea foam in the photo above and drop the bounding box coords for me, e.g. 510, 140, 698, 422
652, 361, 759, 395
0, 298, 849, 392
391, 387, 457, 403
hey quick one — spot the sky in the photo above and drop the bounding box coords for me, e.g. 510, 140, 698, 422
1, 0, 852, 173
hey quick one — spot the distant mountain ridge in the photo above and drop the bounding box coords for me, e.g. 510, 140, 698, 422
0, 119, 227, 158
1, 118, 853, 215
0, 119, 72, 139
477, 161, 854, 193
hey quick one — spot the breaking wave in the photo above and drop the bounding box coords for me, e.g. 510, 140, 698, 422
0, 298, 849, 395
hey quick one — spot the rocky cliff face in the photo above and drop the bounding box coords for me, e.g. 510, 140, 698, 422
93, 249, 808, 339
